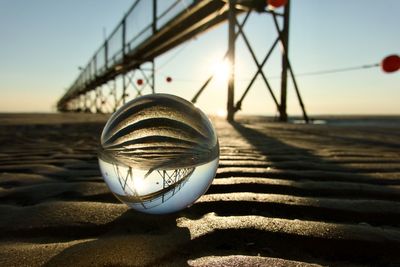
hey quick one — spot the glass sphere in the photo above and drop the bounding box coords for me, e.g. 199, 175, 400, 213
98, 94, 219, 214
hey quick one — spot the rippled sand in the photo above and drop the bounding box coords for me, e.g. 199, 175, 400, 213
0, 113, 399, 266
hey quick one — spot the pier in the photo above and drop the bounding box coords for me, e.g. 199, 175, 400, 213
57, 0, 309, 122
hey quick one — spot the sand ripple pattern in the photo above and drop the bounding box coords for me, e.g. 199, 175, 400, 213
0, 113, 400, 266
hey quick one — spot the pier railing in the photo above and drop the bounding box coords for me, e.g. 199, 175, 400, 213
58, 0, 207, 110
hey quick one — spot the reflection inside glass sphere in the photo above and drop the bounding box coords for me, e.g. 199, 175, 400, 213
98, 94, 219, 214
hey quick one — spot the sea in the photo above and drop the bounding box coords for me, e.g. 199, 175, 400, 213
289, 115, 400, 127
0, 113, 399, 128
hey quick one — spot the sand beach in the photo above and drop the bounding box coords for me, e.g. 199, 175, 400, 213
0, 113, 399, 266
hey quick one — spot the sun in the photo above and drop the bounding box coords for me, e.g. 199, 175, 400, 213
216, 108, 227, 118
212, 59, 231, 82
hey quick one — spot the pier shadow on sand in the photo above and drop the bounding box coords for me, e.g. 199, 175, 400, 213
211, 120, 400, 263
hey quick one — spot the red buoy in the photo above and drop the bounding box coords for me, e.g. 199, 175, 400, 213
137, 79, 143, 86
381, 54, 400, 73
166, 76, 172, 83
267, 0, 288, 8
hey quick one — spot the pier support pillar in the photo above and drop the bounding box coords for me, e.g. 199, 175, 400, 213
227, 0, 236, 122
279, 1, 290, 122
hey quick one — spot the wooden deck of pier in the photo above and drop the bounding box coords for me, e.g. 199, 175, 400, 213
0, 114, 399, 266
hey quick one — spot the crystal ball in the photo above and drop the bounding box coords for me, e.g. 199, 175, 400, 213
98, 94, 219, 214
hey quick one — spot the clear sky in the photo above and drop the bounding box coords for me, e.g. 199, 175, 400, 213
0, 0, 399, 115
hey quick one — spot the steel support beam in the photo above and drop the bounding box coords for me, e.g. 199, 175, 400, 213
191, 11, 251, 104
272, 1, 309, 123
279, 1, 290, 122
227, 0, 236, 122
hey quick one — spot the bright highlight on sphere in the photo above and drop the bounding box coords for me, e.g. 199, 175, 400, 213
98, 94, 219, 214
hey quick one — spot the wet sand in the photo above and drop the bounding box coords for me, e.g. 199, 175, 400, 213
0, 113, 399, 266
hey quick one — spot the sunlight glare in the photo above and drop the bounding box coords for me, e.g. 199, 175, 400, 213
132, 175, 145, 191
216, 108, 227, 118
213, 59, 231, 82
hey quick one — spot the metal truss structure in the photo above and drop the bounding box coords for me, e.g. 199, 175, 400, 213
114, 164, 194, 209
58, 0, 308, 122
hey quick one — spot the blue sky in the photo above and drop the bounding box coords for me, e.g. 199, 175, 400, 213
0, 0, 399, 115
